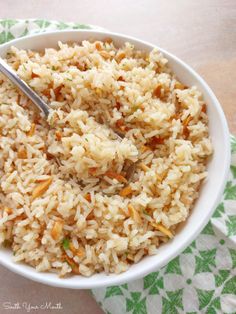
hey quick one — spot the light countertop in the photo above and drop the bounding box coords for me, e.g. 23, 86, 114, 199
1, 1, 235, 313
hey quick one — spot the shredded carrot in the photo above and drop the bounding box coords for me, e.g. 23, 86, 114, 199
46, 152, 54, 160
105, 171, 127, 184
156, 169, 168, 182
149, 136, 165, 149
153, 84, 162, 98
16, 94, 21, 104
76, 247, 85, 258
150, 184, 156, 194
95, 88, 102, 96
86, 209, 94, 220
115, 102, 121, 110
56, 94, 63, 102
42, 89, 50, 97
88, 167, 97, 175
127, 254, 134, 261
116, 51, 126, 62
163, 205, 169, 212
14, 213, 26, 222
182, 116, 192, 139
64, 254, 72, 264
32, 178, 52, 200
69, 242, 83, 256
18, 147, 27, 159
54, 85, 63, 101
116, 119, 125, 128
31, 71, 40, 78
152, 223, 173, 238
140, 145, 151, 153
119, 185, 132, 197
4, 207, 13, 215
202, 103, 207, 113
117, 76, 125, 82
69, 242, 75, 252
172, 112, 181, 120
75, 62, 87, 71
51, 220, 64, 240
139, 104, 145, 111
151, 136, 165, 145
183, 125, 190, 139
55, 130, 62, 141
95, 42, 102, 50
174, 81, 186, 90
33, 114, 41, 124
183, 115, 192, 126
119, 207, 129, 217
115, 119, 130, 132
42, 83, 53, 97
27, 123, 36, 136
84, 193, 91, 202
128, 204, 142, 223
35, 176, 52, 183
139, 163, 150, 172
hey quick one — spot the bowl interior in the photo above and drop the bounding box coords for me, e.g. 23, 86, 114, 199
0, 30, 230, 288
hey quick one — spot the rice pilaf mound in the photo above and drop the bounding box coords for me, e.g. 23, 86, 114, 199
0, 40, 212, 276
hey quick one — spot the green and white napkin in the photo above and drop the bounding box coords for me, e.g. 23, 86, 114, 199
0, 19, 235, 314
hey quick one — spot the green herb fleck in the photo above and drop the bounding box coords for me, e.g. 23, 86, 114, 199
52, 66, 56, 71
62, 238, 70, 250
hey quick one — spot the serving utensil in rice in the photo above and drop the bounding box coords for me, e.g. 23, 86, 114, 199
0, 57, 137, 181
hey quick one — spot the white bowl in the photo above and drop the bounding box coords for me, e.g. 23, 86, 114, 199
0, 30, 230, 289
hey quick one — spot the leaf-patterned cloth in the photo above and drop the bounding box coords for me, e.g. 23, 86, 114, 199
0, 19, 235, 314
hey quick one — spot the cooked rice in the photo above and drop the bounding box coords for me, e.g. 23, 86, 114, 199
0, 40, 212, 277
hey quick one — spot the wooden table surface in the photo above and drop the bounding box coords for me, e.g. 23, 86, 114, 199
1, 1, 235, 313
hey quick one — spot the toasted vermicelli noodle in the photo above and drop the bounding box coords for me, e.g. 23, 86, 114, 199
0, 40, 212, 276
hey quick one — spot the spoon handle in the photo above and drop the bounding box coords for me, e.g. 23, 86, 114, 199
0, 57, 50, 117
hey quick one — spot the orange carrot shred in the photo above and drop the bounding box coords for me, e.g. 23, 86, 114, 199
51, 221, 63, 240
88, 167, 97, 175
32, 178, 52, 200
105, 171, 127, 183
55, 130, 62, 141
119, 185, 132, 197
153, 84, 162, 98
18, 147, 27, 159
128, 204, 142, 223
84, 193, 91, 202
152, 223, 173, 238
31, 72, 40, 78
202, 104, 207, 113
